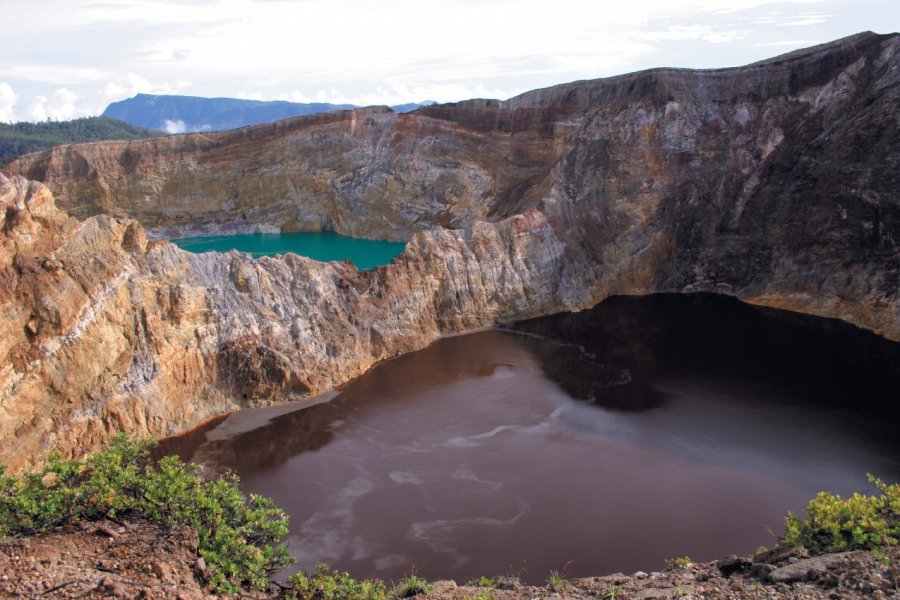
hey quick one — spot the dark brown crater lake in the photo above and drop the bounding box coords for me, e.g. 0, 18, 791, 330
160, 294, 900, 584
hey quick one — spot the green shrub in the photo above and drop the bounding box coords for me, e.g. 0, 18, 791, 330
285, 564, 386, 600
464, 575, 496, 587
0, 435, 291, 594
784, 474, 900, 553
664, 555, 693, 570
390, 573, 431, 598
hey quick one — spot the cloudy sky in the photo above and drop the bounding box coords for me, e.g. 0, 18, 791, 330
1, 0, 898, 122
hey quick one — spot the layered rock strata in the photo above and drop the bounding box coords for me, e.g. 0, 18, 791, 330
0, 174, 570, 471
2, 32, 900, 468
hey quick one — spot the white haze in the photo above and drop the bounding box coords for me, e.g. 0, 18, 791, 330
0, 0, 898, 122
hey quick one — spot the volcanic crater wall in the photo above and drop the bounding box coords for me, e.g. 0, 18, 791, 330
2, 32, 900, 470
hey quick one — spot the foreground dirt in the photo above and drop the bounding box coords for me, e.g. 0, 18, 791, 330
0, 520, 897, 599
426, 546, 900, 599
0, 520, 215, 599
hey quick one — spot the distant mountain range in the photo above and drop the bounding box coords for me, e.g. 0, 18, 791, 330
102, 94, 434, 133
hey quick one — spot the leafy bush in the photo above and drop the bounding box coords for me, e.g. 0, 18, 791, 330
285, 564, 387, 600
0, 435, 291, 593
784, 474, 900, 553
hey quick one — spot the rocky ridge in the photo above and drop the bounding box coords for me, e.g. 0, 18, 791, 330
1, 32, 900, 468
0, 174, 570, 471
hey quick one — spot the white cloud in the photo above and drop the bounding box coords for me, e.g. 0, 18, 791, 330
736, 11, 832, 26
163, 119, 187, 134
638, 26, 750, 44
236, 91, 266, 101
0, 0, 897, 122
353, 82, 527, 106
102, 73, 191, 101
0, 65, 107, 85
27, 88, 83, 121
755, 39, 821, 46
29, 96, 49, 121
0, 82, 17, 122
273, 90, 312, 103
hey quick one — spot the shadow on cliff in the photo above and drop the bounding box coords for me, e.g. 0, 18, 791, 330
510, 292, 900, 417
161, 293, 900, 474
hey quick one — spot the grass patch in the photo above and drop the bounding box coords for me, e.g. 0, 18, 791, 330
546, 562, 570, 593
465, 571, 523, 591
391, 573, 431, 598
285, 564, 387, 600
465, 575, 496, 587
602, 585, 622, 599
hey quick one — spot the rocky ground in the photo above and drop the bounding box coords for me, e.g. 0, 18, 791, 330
427, 546, 900, 599
0, 519, 215, 599
1, 520, 896, 599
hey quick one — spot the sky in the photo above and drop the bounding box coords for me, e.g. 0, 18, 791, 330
0, 0, 899, 123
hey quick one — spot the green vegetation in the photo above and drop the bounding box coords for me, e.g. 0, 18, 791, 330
464, 571, 523, 591
2, 435, 896, 598
784, 474, 900, 553
0, 435, 291, 594
285, 564, 387, 600
282, 565, 433, 600
546, 568, 568, 592
465, 575, 496, 587
664, 555, 693, 570
390, 573, 431, 598
0, 117, 158, 166
602, 585, 622, 599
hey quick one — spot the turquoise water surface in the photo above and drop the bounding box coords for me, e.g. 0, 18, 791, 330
172, 232, 405, 271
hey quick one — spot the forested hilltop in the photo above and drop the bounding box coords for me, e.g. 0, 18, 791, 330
0, 117, 159, 166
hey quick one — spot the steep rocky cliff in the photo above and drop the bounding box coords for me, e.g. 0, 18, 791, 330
0, 174, 571, 471
2, 32, 900, 468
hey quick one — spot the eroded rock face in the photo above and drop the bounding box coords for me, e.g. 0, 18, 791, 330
2, 32, 900, 468
0, 174, 572, 471
7, 33, 900, 341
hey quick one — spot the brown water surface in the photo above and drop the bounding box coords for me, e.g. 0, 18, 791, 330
160, 295, 900, 584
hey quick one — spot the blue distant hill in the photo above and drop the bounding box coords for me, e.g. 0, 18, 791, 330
102, 93, 432, 133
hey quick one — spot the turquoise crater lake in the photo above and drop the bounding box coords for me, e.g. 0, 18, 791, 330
172, 232, 406, 270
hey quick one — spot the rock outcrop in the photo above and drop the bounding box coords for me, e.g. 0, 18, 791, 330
2, 32, 900, 468
0, 174, 570, 471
